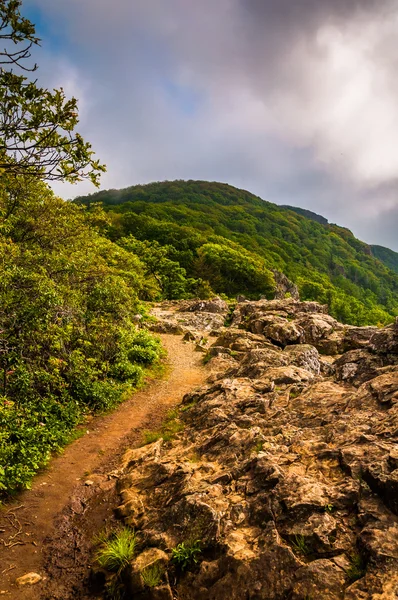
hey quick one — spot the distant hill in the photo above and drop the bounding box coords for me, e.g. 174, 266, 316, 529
284, 206, 398, 275
282, 205, 329, 226
76, 180, 398, 325
371, 244, 398, 275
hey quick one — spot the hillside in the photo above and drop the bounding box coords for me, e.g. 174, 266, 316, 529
371, 244, 398, 274
76, 180, 398, 326
279, 207, 398, 276
281, 205, 329, 225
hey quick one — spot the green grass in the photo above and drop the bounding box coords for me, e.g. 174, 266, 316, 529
143, 408, 184, 444
141, 563, 165, 588
95, 528, 138, 574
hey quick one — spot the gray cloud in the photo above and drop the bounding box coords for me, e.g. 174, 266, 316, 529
26, 0, 398, 251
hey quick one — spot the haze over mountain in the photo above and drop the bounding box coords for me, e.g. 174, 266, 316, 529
24, 0, 398, 251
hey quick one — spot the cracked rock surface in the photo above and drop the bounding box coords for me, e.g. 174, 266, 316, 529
116, 299, 398, 599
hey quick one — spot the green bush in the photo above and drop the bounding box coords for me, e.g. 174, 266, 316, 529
0, 178, 164, 497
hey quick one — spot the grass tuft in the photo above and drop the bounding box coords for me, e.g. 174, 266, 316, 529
141, 563, 165, 588
95, 528, 137, 574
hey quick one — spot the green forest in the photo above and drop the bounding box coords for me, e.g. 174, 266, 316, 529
76, 180, 398, 326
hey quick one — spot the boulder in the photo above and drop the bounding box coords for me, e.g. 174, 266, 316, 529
334, 349, 384, 385
183, 297, 228, 314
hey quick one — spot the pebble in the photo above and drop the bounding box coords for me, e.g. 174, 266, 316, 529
16, 573, 42, 586
84, 480, 94, 486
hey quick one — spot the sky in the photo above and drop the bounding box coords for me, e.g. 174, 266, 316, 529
23, 0, 398, 251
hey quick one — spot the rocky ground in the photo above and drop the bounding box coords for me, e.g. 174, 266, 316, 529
112, 297, 398, 599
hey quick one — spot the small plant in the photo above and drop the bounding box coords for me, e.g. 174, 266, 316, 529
347, 552, 366, 583
95, 528, 138, 574
291, 534, 310, 556
289, 387, 301, 400
324, 503, 334, 513
171, 540, 202, 571
254, 440, 264, 453
141, 562, 165, 588
202, 352, 212, 365
143, 408, 184, 444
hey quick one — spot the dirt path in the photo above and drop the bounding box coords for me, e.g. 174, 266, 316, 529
0, 334, 207, 599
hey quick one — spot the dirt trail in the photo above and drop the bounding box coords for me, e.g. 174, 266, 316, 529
0, 334, 207, 599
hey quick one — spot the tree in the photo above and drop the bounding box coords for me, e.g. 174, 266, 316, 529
0, 0, 105, 183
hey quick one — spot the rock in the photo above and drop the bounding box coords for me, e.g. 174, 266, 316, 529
334, 349, 384, 385
291, 559, 346, 599
367, 371, 398, 405
212, 328, 269, 352
183, 296, 228, 314
114, 298, 398, 599
84, 479, 94, 486
370, 319, 398, 354
16, 573, 42, 586
344, 325, 379, 350
297, 314, 336, 344
283, 344, 321, 375
126, 548, 169, 595
263, 319, 304, 346
146, 585, 173, 600
273, 270, 300, 300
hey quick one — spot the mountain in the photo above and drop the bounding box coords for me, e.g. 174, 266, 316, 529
283, 207, 398, 276
76, 180, 398, 326
281, 205, 329, 225
371, 244, 398, 274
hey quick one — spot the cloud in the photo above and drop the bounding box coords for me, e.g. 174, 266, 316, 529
25, 0, 398, 251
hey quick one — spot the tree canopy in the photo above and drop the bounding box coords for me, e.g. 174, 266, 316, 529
0, 0, 105, 183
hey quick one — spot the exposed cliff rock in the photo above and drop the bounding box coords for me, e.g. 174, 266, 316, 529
114, 300, 398, 599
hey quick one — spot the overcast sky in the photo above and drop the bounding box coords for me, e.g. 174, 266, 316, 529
25, 0, 398, 250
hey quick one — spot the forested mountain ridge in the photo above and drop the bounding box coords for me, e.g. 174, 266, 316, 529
371, 244, 398, 274
76, 180, 398, 326
277, 205, 398, 275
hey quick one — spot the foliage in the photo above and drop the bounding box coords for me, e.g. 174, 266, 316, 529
371, 244, 398, 275
76, 180, 398, 325
0, 1, 105, 183
141, 563, 165, 588
95, 528, 138, 574
0, 177, 163, 495
171, 540, 202, 571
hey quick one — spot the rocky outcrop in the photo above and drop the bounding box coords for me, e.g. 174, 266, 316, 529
149, 298, 229, 341
272, 270, 300, 300
113, 299, 398, 599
